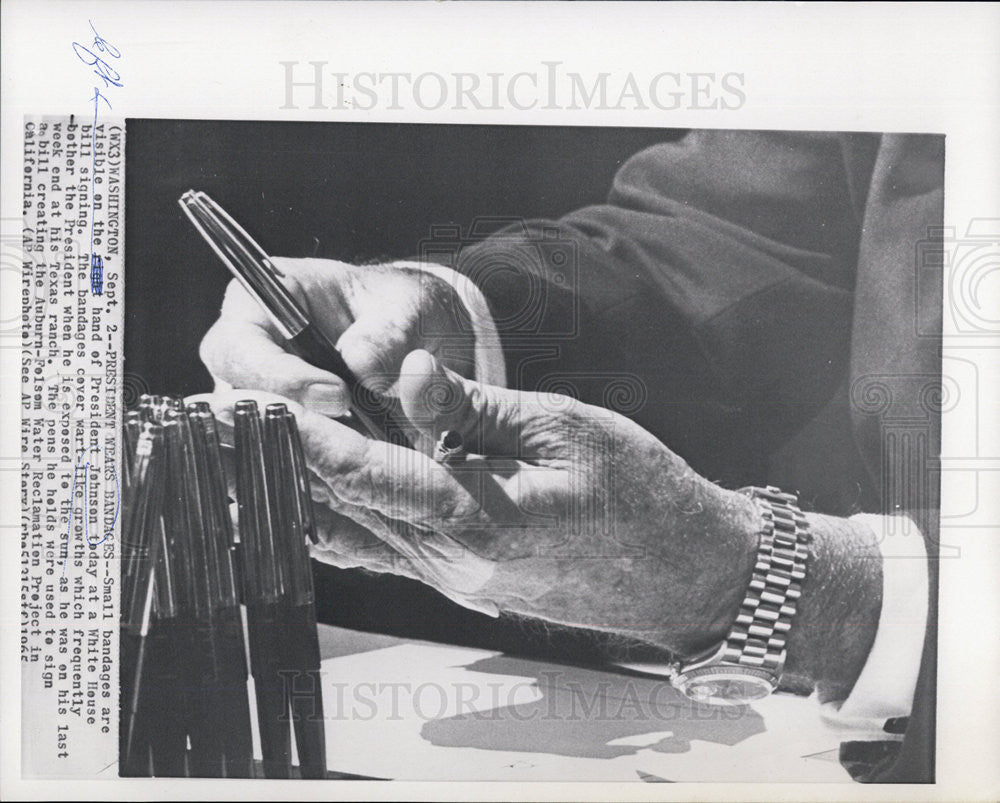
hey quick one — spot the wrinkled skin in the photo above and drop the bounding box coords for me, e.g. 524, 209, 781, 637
201, 258, 758, 652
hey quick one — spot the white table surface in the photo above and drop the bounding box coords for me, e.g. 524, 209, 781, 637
277, 624, 852, 783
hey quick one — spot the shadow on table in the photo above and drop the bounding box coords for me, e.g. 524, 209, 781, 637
421, 654, 765, 760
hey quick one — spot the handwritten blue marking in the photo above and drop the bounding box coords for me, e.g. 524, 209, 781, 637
62, 445, 121, 578
72, 20, 122, 295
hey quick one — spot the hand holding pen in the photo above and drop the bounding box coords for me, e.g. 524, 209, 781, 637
186, 192, 485, 456
181, 191, 411, 446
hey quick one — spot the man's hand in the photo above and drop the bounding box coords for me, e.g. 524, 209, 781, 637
209, 349, 762, 655
210, 343, 883, 698
200, 258, 477, 417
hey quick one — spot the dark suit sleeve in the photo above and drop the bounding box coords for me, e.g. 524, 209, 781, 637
454, 130, 876, 486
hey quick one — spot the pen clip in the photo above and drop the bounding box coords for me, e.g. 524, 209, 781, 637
178, 190, 309, 339
194, 192, 273, 273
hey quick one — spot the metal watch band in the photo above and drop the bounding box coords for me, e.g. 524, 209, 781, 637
720, 486, 812, 675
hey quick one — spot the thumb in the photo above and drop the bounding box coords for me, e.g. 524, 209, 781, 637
398, 349, 537, 458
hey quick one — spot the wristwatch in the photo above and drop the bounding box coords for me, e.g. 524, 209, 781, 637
669, 486, 811, 706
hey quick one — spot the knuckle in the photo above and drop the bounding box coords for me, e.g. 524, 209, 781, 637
271, 354, 317, 395
428, 492, 460, 525
432, 492, 487, 530
470, 528, 522, 562
275, 258, 310, 299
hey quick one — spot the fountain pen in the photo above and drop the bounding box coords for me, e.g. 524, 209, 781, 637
178, 190, 411, 447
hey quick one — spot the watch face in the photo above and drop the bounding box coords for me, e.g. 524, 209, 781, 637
676, 668, 775, 707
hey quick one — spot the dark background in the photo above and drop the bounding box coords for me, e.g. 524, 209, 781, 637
125, 120, 685, 663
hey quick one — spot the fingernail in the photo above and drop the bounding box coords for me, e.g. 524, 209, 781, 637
301, 382, 349, 416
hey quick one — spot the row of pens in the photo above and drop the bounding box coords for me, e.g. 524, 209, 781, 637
121, 395, 327, 778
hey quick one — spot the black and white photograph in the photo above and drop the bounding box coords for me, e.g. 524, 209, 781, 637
5, 2, 999, 800
119, 121, 943, 783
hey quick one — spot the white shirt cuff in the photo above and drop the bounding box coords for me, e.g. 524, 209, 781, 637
819, 513, 929, 742
393, 260, 507, 387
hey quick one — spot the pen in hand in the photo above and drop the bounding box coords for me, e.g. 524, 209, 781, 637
179, 190, 412, 447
